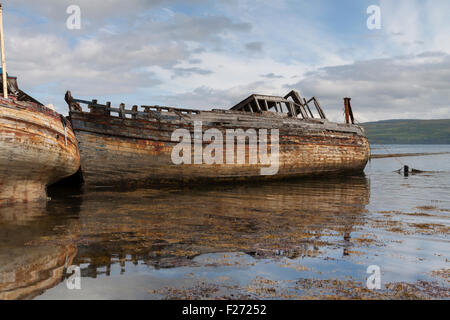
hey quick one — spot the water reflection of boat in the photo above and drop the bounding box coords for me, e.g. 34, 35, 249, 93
71, 176, 370, 276
0, 177, 369, 298
0, 199, 79, 300
0, 244, 76, 300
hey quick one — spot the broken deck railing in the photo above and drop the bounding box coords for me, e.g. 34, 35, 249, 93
230, 90, 327, 120
65, 90, 329, 121
65, 91, 200, 119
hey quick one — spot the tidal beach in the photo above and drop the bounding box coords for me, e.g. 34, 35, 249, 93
0, 145, 448, 300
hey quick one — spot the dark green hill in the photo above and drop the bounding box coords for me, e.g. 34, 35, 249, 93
361, 119, 450, 144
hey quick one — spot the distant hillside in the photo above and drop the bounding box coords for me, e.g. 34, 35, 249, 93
361, 119, 450, 144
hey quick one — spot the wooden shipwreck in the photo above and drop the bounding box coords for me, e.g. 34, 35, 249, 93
0, 4, 80, 205
65, 89, 370, 187
0, 83, 81, 205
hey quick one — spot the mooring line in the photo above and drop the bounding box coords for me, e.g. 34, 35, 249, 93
377, 143, 405, 166
353, 117, 405, 167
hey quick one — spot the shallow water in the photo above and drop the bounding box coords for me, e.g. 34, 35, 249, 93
0, 145, 449, 299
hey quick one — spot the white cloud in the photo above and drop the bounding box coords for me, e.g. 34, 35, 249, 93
2, 5, 252, 113
288, 52, 450, 122
1, 0, 449, 122
380, 0, 450, 55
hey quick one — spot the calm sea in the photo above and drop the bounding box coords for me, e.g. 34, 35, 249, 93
0, 145, 449, 299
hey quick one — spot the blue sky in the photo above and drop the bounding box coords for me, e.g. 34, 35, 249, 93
2, 0, 450, 121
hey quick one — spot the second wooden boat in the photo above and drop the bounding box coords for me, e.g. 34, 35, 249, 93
65, 90, 370, 187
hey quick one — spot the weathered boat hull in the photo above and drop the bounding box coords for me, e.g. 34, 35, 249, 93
69, 107, 370, 187
0, 98, 81, 205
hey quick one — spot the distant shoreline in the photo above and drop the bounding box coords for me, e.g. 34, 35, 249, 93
362, 119, 450, 145
371, 143, 450, 145
370, 152, 450, 159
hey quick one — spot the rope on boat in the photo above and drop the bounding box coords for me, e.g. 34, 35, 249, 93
351, 114, 414, 175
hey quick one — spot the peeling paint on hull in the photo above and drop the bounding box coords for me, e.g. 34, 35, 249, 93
0, 98, 81, 205
69, 106, 370, 187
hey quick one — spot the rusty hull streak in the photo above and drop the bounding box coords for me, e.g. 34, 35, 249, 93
0, 98, 81, 205
67, 94, 370, 188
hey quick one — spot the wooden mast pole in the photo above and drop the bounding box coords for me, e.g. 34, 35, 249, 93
0, 3, 7, 99
344, 97, 350, 124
